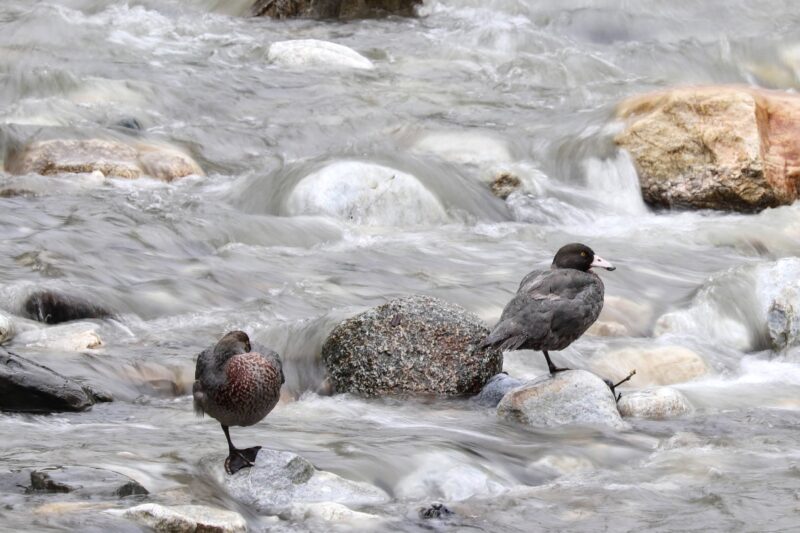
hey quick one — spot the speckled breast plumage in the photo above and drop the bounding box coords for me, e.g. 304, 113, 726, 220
201, 352, 282, 428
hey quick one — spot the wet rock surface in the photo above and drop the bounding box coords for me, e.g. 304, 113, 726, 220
22, 290, 111, 325
322, 295, 503, 397
6, 138, 203, 182
616, 86, 800, 212
617, 387, 693, 419
0, 349, 108, 412
419, 503, 454, 520
268, 39, 374, 70
252, 0, 421, 20
27, 466, 147, 498
208, 448, 388, 514
0, 311, 16, 344
474, 373, 524, 407
497, 370, 626, 429
120, 503, 246, 533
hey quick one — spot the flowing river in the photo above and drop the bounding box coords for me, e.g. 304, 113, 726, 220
1, 0, 800, 531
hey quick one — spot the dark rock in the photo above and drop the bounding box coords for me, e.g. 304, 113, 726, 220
23, 290, 112, 324
251, 0, 421, 19
114, 118, 142, 131
419, 503, 454, 520
0, 188, 37, 198
28, 466, 147, 498
473, 373, 524, 407
0, 349, 108, 413
489, 172, 522, 200
322, 295, 503, 397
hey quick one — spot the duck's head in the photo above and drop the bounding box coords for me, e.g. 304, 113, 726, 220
552, 243, 615, 272
214, 330, 252, 357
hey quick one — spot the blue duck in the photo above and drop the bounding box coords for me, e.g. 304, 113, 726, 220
481, 243, 615, 374
193, 331, 284, 474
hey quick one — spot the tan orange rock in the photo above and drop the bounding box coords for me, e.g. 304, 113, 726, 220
615, 86, 800, 212
6, 139, 202, 182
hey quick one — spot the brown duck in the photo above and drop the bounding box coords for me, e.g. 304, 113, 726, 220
193, 331, 284, 474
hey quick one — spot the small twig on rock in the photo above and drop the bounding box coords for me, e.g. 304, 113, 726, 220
613, 369, 636, 389
606, 369, 636, 402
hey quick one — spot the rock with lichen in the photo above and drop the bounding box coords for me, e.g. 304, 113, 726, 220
322, 295, 503, 397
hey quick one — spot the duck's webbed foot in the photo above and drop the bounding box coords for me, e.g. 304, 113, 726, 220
225, 446, 262, 475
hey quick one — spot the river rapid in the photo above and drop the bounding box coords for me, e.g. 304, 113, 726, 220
1, 0, 800, 531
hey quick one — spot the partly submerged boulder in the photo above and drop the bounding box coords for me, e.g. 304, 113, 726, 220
474, 373, 524, 407
0, 349, 109, 412
616, 387, 693, 419
252, 0, 421, 19
284, 161, 447, 226
28, 466, 147, 498
6, 139, 202, 182
120, 504, 245, 533
497, 370, 626, 429
322, 295, 503, 397
209, 448, 388, 514
615, 86, 800, 212
591, 346, 709, 386
268, 40, 374, 70
22, 290, 111, 325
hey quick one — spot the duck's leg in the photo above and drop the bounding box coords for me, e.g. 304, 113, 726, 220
543, 350, 570, 374
222, 425, 262, 475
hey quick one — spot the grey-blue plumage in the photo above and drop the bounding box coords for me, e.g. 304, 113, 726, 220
193, 331, 284, 474
482, 243, 615, 374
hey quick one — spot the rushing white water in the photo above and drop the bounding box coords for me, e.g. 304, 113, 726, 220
1, 1, 800, 531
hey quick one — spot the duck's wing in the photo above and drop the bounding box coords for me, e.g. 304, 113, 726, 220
482, 270, 602, 350
193, 346, 214, 415
253, 343, 286, 385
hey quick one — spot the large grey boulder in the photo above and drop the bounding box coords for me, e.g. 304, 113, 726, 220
252, 0, 421, 19
0, 349, 109, 413
208, 448, 388, 514
497, 370, 626, 429
322, 295, 503, 397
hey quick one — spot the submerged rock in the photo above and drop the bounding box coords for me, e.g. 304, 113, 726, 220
489, 172, 522, 199
287, 502, 384, 526
419, 503, 453, 520
474, 373, 524, 407
28, 466, 147, 498
285, 161, 447, 226
497, 370, 626, 429
6, 139, 202, 182
14, 322, 103, 351
268, 40, 374, 70
210, 448, 388, 514
654, 258, 800, 351
591, 346, 709, 386
0, 349, 108, 412
617, 387, 693, 419
252, 0, 421, 19
22, 290, 111, 325
322, 295, 503, 397
615, 86, 800, 212
120, 504, 245, 533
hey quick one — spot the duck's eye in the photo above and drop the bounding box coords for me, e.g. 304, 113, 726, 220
580, 251, 587, 257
